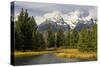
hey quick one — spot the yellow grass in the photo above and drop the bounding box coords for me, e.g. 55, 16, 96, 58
55, 49, 97, 60
14, 51, 55, 58
14, 49, 97, 60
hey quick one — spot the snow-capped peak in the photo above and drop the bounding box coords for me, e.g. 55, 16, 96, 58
35, 10, 63, 25
35, 10, 97, 29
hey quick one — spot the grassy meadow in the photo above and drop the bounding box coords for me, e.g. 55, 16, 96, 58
14, 48, 97, 61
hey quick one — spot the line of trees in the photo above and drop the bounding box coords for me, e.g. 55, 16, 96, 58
15, 9, 97, 52
15, 8, 45, 51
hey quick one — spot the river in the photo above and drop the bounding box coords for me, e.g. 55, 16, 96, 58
14, 54, 80, 65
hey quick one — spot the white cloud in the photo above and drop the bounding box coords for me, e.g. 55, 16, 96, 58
14, 1, 97, 25
35, 10, 81, 24
83, 7, 97, 20
34, 10, 81, 27
35, 16, 45, 25
14, 7, 97, 27
14, 12, 19, 22
34, 9, 97, 29
35, 10, 63, 25
62, 10, 80, 24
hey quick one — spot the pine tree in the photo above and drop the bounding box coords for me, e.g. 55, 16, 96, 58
15, 8, 24, 50
56, 28, 65, 48
78, 28, 90, 51
47, 23, 55, 48
66, 31, 70, 48
15, 28, 23, 50
15, 9, 38, 51
19, 9, 32, 51
90, 24, 97, 51
35, 32, 45, 50
70, 29, 79, 48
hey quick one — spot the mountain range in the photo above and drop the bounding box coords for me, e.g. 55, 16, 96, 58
35, 11, 97, 32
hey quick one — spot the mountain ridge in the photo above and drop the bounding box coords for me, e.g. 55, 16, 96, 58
35, 10, 97, 32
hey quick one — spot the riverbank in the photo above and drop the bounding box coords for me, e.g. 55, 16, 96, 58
55, 49, 97, 61
14, 49, 97, 61
14, 51, 55, 58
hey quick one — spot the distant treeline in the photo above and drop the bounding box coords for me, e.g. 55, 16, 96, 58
14, 9, 97, 52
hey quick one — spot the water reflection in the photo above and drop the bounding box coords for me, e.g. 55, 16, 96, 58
15, 54, 80, 65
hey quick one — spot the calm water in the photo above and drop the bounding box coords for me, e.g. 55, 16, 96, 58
14, 54, 80, 65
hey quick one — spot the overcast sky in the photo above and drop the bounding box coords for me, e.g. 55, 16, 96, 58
14, 1, 97, 17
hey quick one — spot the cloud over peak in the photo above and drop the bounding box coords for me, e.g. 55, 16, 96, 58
35, 8, 97, 26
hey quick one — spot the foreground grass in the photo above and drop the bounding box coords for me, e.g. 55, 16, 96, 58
14, 51, 55, 58
55, 49, 97, 61
14, 49, 97, 61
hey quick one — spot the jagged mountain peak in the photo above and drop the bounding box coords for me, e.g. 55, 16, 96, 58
35, 10, 97, 31
35, 10, 63, 25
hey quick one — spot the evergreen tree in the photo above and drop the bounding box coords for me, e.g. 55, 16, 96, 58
15, 9, 38, 51
90, 24, 97, 51
56, 28, 65, 48
32, 31, 45, 51
15, 28, 23, 50
70, 29, 79, 48
78, 28, 90, 51
66, 31, 70, 48
47, 23, 55, 48
15, 8, 24, 50
19, 9, 33, 51
78, 24, 97, 52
